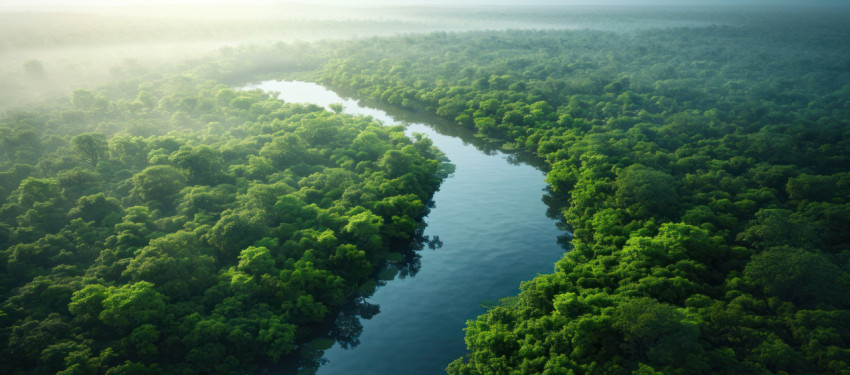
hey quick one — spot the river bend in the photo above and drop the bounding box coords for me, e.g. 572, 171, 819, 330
242, 80, 566, 375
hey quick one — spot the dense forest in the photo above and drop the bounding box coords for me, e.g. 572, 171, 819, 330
0, 70, 450, 373
0, 5, 725, 111
3, 5, 850, 375
310, 12, 850, 374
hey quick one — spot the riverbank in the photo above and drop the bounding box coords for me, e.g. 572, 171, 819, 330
243, 80, 567, 374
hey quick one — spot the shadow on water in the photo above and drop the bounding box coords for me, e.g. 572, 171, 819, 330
244, 79, 572, 375
268, 219, 443, 375
541, 185, 575, 255
320, 84, 579, 270
316, 84, 576, 239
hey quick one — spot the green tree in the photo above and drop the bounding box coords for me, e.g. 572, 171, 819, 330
68, 193, 123, 226
130, 165, 187, 207
615, 164, 678, 218
169, 145, 223, 185
128, 324, 160, 357
258, 315, 296, 360
123, 231, 216, 298
612, 297, 704, 369
237, 246, 276, 276
99, 281, 166, 332
207, 208, 266, 259
744, 246, 848, 308
71, 133, 108, 166
342, 210, 383, 253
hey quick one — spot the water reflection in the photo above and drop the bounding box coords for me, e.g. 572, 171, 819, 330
291, 222, 442, 374
245, 80, 568, 375
302, 83, 550, 171
329, 297, 374, 350
542, 186, 575, 252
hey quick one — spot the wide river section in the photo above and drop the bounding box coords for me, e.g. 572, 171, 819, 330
242, 80, 567, 375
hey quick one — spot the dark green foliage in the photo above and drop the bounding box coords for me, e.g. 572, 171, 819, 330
71, 133, 108, 167
614, 164, 677, 219
4, 9, 850, 375
129, 165, 187, 209
0, 73, 447, 374
310, 14, 850, 375
744, 246, 848, 308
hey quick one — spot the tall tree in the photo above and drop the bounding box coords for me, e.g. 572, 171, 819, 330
71, 133, 108, 167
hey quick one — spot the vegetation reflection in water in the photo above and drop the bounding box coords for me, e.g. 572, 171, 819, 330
243, 80, 568, 375
308, 20, 850, 375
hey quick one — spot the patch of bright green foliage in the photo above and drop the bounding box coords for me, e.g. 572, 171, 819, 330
0, 73, 447, 373
315, 12, 850, 375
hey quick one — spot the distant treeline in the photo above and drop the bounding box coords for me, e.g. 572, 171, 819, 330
3, 8, 850, 375
312, 13, 850, 374
0, 6, 767, 112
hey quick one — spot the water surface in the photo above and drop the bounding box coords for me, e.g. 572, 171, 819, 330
243, 80, 567, 375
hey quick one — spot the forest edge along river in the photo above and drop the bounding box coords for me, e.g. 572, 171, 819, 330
241, 80, 568, 375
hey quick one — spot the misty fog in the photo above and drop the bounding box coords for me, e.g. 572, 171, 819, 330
0, 3, 746, 110
3, 2, 850, 375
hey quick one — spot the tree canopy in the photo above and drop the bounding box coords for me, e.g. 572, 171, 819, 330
0, 72, 448, 374
309, 14, 850, 375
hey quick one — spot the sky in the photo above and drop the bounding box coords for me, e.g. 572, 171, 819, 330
2, 0, 849, 7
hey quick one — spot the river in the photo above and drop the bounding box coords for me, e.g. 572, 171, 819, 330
242, 80, 567, 375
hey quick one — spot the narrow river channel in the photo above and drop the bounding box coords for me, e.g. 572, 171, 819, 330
242, 80, 567, 375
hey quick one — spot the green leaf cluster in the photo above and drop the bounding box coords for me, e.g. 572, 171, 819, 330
0, 73, 447, 374
313, 15, 850, 375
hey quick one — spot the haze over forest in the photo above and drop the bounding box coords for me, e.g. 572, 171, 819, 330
1, 2, 849, 375
0, 1, 752, 110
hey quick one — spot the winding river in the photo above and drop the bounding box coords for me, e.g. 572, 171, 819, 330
242, 81, 567, 375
